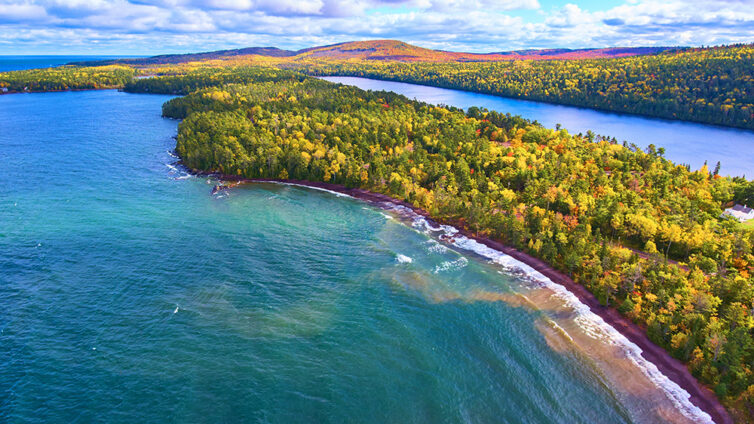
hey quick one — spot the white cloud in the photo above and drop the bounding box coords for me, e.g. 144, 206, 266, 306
0, 0, 752, 54
0, 3, 48, 22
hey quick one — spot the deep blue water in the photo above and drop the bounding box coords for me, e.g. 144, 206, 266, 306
0, 56, 132, 72
322, 76, 754, 177
0, 89, 712, 423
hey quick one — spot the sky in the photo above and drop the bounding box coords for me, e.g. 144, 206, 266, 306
1, 0, 753, 55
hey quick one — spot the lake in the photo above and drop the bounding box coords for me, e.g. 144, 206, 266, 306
321, 76, 754, 178
0, 89, 712, 423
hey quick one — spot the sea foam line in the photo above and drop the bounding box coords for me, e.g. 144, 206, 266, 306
263, 181, 354, 199
384, 202, 713, 424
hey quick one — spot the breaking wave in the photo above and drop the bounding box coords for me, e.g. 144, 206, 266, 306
381, 200, 713, 424
396, 254, 413, 264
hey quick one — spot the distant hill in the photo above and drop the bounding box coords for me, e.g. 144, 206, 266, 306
70, 40, 682, 66
492, 46, 679, 60
297, 41, 678, 61
70, 47, 296, 66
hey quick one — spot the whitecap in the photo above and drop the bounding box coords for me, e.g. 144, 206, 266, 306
424, 240, 448, 254
377, 200, 713, 424
396, 254, 413, 264
268, 181, 354, 198
433, 257, 468, 273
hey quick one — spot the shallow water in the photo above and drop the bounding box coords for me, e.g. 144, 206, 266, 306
321, 76, 754, 177
0, 90, 709, 423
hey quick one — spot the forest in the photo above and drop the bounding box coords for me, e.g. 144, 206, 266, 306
2, 44, 752, 132
2, 52, 754, 419
138, 69, 754, 419
123, 67, 306, 95
0, 65, 134, 92
299, 44, 754, 130
1, 44, 752, 132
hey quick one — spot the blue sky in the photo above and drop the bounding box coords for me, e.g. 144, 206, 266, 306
0, 0, 752, 55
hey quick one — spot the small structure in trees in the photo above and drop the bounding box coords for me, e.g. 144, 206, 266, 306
722, 204, 754, 222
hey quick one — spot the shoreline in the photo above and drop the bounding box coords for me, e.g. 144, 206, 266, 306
316, 74, 754, 133
0, 87, 121, 96
204, 172, 733, 424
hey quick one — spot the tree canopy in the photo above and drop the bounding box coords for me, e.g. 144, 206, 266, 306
155, 71, 754, 418
300, 44, 754, 130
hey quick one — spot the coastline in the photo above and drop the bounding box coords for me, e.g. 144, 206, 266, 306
316, 74, 754, 133
0, 87, 121, 96
203, 172, 733, 424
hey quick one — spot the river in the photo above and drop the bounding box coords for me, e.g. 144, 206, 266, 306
0, 89, 714, 423
321, 76, 754, 178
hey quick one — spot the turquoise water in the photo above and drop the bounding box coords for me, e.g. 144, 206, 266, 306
1, 90, 708, 423
322, 76, 754, 177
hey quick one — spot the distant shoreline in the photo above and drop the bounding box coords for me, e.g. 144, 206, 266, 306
0, 87, 119, 96
198, 171, 733, 424
317, 74, 754, 133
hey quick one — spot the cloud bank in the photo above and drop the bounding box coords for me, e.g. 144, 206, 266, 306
0, 0, 752, 54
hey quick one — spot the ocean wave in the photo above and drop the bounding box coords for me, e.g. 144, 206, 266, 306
266, 181, 354, 199
423, 240, 448, 254
396, 254, 413, 264
380, 212, 394, 220
385, 202, 713, 424
546, 318, 575, 343
433, 257, 468, 273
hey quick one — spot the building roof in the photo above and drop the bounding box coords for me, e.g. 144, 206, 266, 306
731, 204, 753, 214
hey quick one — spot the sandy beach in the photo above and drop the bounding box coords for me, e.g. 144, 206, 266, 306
201, 173, 733, 424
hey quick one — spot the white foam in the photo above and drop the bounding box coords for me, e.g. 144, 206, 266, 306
267, 181, 354, 199
166, 150, 179, 158
547, 319, 575, 343
433, 257, 468, 273
385, 203, 714, 424
396, 254, 413, 264
173, 306, 179, 314
174, 174, 192, 180
424, 240, 449, 254
165, 163, 178, 172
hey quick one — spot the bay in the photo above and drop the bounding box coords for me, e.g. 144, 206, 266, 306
0, 89, 708, 423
